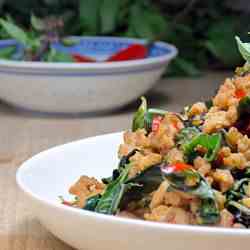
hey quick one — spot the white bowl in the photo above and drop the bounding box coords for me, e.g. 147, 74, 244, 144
16, 132, 250, 250
0, 37, 177, 113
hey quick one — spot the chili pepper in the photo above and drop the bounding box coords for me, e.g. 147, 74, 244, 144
163, 162, 192, 173
59, 196, 76, 207
72, 53, 96, 63
235, 89, 246, 99
62, 200, 74, 206
152, 115, 163, 132
171, 119, 180, 130
106, 44, 149, 62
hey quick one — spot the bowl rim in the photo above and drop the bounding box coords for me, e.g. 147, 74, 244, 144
16, 131, 250, 237
0, 36, 177, 71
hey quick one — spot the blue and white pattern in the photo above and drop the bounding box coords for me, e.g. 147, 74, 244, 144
0, 36, 173, 61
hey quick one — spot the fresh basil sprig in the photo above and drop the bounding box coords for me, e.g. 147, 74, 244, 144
95, 164, 133, 215
132, 97, 147, 132
182, 133, 222, 163
132, 97, 167, 132
236, 36, 250, 63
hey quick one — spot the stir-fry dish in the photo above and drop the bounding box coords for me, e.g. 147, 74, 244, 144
62, 37, 250, 228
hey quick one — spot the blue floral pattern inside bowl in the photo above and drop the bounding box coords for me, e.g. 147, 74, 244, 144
0, 36, 175, 62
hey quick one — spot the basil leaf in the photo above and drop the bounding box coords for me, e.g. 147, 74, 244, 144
0, 18, 29, 46
176, 127, 200, 146
236, 36, 250, 63
235, 62, 250, 77
132, 96, 147, 132
199, 199, 220, 225
226, 178, 250, 202
182, 133, 222, 163
112, 163, 164, 210
122, 164, 164, 205
102, 149, 139, 184
227, 201, 250, 227
31, 14, 45, 31
84, 194, 101, 211
95, 165, 131, 214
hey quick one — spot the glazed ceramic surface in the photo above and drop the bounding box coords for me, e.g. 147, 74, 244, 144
17, 132, 250, 250
0, 37, 177, 113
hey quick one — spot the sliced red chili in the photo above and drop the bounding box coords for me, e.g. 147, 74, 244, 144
72, 53, 96, 63
171, 119, 180, 130
235, 89, 246, 99
106, 44, 148, 62
163, 162, 192, 173
152, 115, 163, 132
62, 200, 74, 206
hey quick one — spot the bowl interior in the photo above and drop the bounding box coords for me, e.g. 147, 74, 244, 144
0, 37, 175, 62
17, 132, 122, 202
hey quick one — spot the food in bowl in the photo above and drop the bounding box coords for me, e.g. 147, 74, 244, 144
63, 72, 250, 228
0, 17, 155, 63
61, 36, 250, 228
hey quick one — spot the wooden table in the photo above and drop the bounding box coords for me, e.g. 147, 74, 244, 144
0, 72, 230, 250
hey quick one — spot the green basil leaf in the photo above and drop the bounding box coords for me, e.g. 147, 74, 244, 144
123, 164, 164, 204
132, 96, 147, 132
102, 149, 139, 184
31, 14, 45, 31
199, 199, 220, 225
95, 165, 131, 214
182, 133, 222, 163
236, 36, 250, 63
83, 194, 101, 211
176, 127, 201, 146
0, 18, 29, 46
227, 201, 250, 227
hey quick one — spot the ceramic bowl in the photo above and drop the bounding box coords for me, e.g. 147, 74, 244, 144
0, 37, 177, 113
16, 132, 250, 250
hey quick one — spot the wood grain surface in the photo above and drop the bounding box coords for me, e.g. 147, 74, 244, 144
0, 72, 229, 250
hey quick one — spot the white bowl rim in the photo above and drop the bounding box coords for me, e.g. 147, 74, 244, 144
0, 36, 177, 70
16, 132, 250, 237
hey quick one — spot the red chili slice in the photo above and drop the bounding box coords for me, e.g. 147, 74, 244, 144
62, 200, 74, 206
235, 89, 246, 99
72, 53, 96, 63
162, 162, 192, 174
152, 115, 163, 132
106, 44, 148, 62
